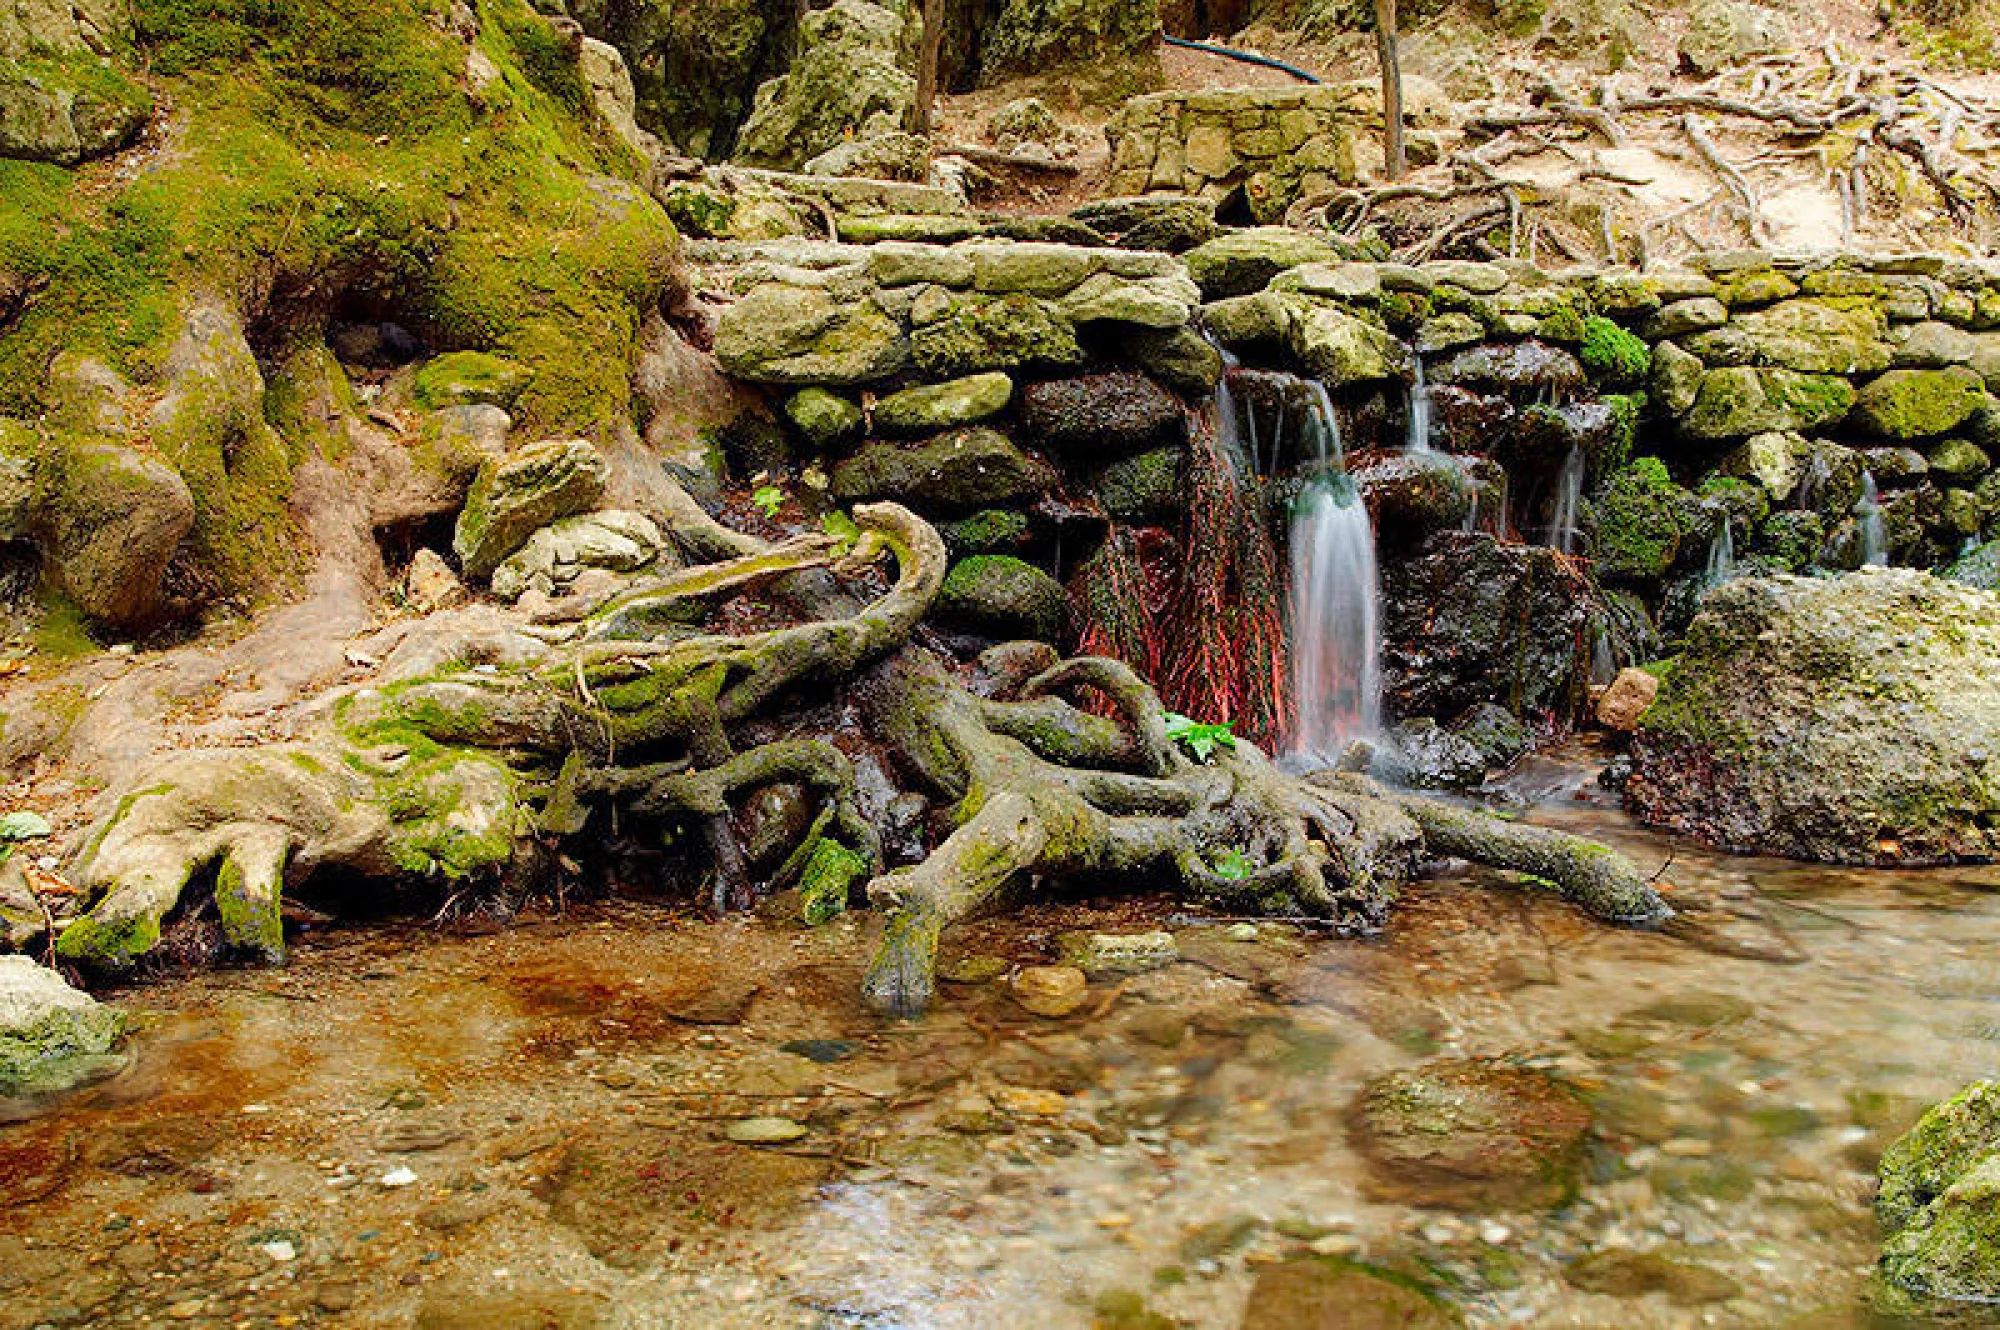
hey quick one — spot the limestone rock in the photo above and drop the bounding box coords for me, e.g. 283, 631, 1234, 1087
1630, 569, 2000, 863
1010, 964, 1088, 1017
1184, 228, 1343, 300
873, 372, 1013, 436
782, 387, 864, 446
405, 549, 467, 613
1069, 195, 1217, 253
578, 37, 664, 166
935, 554, 1065, 640
1685, 298, 1890, 375
1282, 301, 1408, 387
0, 955, 124, 1098
804, 131, 931, 182
453, 440, 610, 579
981, 0, 1162, 83
35, 437, 195, 627
830, 427, 1055, 512
0, 16, 151, 166
490, 510, 666, 601
714, 282, 908, 386
734, 0, 914, 170
1056, 931, 1177, 976
908, 292, 1084, 377
1679, 0, 1790, 75
1595, 667, 1660, 731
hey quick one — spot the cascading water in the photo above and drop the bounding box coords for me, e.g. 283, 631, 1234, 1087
1545, 446, 1585, 555
1705, 518, 1736, 587
1406, 358, 1434, 454
1858, 473, 1889, 566
1288, 386, 1383, 764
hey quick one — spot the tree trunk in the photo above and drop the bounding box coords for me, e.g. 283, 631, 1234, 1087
911, 0, 946, 137
1373, 0, 1406, 182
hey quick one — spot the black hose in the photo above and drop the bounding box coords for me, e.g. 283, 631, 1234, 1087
1162, 35, 1323, 85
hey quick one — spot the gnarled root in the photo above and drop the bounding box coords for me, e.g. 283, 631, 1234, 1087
1382, 791, 1673, 925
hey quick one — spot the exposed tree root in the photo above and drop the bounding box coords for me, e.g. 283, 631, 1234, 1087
58, 497, 1669, 1008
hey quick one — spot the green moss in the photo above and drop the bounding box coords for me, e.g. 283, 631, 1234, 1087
940, 508, 1030, 555
1536, 304, 1587, 345
797, 837, 865, 925
1579, 315, 1651, 386
30, 588, 98, 661
412, 350, 531, 410
1593, 456, 1696, 585
54, 907, 161, 968
661, 182, 739, 239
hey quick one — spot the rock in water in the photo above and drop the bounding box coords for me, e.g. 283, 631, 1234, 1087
0, 955, 125, 1098
1350, 1058, 1591, 1210
1629, 569, 2000, 864
1876, 1082, 2000, 1306
1012, 965, 1088, 1017
1239, 1256, 1457, 1329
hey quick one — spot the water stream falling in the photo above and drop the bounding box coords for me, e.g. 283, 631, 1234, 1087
1288, 384, 1383, 764
1405, 357, 1434, 453
1858, 473, 1889, 566
1545, 446, 1585, 555
1705, 517, 1737, 587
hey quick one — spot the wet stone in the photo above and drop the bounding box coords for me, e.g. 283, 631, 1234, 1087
1012, 965, 1089, 1017
725, 1116, 809, 1145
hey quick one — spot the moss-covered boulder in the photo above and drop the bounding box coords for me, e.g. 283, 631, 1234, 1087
782, 387, 864, 446
1350, 1057, 1592, 1211
1876, 1082, 2000, 1306
935, 554, 1065, 641
1282, 300, 1408, 387
1630, 569, 2000, 863
1681, 367, 1855, 440
873, 372, 1013, 436
0, 955, 124, 1098
0, 1, 152, 166
1089, 447, 1181, 523
453, 439, 610, 578
1945, 539, 2000, 591
829, 427, 1056, 513
1685, 297, 1891, 375
1578, 315, 1651, 386
980, 0, 1162, 88
1854, 367, 1988, 440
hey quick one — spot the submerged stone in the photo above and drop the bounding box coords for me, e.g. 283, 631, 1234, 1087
1350, 1057, 1592, 1211
1239, 1256, 1458, 1330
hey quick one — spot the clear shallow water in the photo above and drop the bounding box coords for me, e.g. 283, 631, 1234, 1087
4, 759, 1999, 1328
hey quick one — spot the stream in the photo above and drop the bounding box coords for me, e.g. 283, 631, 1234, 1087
4, 749, 1998, 1328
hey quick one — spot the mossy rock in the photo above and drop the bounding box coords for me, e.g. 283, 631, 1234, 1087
714, 282, 908, 386
1877, 1082, 2000, 1305
908, 292, 1085, 378
829, 427, 1056, 514
0, 46, 152, 166
1282, 299, 1409, 387
413, 352, 531, 411
1681, 367, 1855, 440
1854, 367, 1988, 440
935, 554, 1065, 641
1685, 298, 1891, 375
873, 372, 1014, 436
0, 955, 125, 1098
1577, 315, 1651, 386
33, 434, 196, 628
940, 507, 1031, 555
1350, 1057, 1592, 1211
1184, 228, 1343, 300
782, 387, 863, 448
1593, 457, 1699, 585
1090, 447, 1182, 524
453, 439, 610, 578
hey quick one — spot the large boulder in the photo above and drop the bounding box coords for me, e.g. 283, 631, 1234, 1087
453, 440, 610, 578
1683, 298, 1891, 375
979, 0, 1162, 87
0, 955, 125, 1098
1876, 1082, 2000, 1306
1184, 228, 1343, 300
1853, 367, 1987, 441
1381, 531, 1594, 727
1629, 569, 2000, 863
733, 0, 914, 169
1680, 367, 1855, 439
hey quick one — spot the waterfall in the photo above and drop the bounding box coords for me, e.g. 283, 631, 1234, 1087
1406, 358, 1434, 454
1705, 519, 1736, 587
1858, 473, 1889, 566
1545, 446, 1585, 555
1288, 387, 1382, 764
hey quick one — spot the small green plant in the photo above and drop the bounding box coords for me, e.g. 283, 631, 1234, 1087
1212, 846, 1252, 881
751, 485, 786, 518
820, 510, 861, 547
1164, 712, 1236, 761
